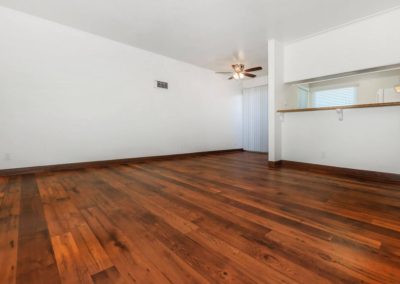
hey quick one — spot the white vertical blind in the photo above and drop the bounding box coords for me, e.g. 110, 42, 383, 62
311, 86, 357, 107
242, 85, 268, 152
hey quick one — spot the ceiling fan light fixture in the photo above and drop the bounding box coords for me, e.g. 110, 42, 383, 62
217, 64, 262, 80
233, 72, 244, 80
394, 83, 400, 94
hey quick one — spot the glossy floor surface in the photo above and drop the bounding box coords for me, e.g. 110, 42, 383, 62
1, 152, 400, 283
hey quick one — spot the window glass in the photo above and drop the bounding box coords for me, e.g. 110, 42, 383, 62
311, 86, 357, 108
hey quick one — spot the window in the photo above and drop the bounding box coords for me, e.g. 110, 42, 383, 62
297, 87, 310, 108
311, 86, 357, 108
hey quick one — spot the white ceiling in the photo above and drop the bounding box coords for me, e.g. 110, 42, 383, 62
1, 0, 400, 74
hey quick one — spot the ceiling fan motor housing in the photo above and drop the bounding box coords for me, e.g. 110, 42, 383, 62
217, 64, 262, 80
233, 64, 245, 73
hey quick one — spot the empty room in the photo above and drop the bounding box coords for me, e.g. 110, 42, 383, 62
1, 0, 400, 283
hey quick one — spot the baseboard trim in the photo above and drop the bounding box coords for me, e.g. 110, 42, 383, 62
245, 151, 268, 154
0, 149, 243, 177
268, 160, 282, 168
275, 160, 400, 184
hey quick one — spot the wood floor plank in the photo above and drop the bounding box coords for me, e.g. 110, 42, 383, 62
106, 164, 351, 283
0, 177, 21, 284
146, 159, 400, 251
16, 175, 61, 284
51, 232, 93, 284
91, 266, 122, 284
3, 152, 399, 284
72, 223, 114, 275
81, 206, 176, 284
86, 203, 211, 284
91, 168, 287, 283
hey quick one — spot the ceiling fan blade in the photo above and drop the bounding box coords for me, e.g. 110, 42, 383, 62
244, 66, 262, 72
228, 76, 234, 80
243, 73, 256, 78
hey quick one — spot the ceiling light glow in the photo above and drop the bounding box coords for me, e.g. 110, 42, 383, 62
233, 73, 244, 80
394, 83, 400, 94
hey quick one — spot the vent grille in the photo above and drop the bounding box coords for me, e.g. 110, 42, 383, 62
156, 81, 168, 89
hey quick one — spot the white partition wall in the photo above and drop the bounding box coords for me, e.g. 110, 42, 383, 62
268, 39, 285, 162
242, 85, 268, 152
279, 8, 400, 174
281, 106, 400, 174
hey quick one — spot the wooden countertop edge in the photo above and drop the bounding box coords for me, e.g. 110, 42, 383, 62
277, 102, 400, 113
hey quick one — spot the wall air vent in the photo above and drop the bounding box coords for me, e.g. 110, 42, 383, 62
155, 80, 168, 89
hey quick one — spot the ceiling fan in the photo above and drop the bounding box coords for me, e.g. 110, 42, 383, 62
216, 64, 263, 80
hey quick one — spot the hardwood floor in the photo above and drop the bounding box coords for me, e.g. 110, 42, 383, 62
1, 151, 400, 283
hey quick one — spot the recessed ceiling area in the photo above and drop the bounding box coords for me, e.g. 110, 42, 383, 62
1, 0, 399, 74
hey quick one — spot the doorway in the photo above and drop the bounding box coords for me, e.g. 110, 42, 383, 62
242, 85, 268, 153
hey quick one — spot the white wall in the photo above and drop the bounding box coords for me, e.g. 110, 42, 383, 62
285, 8, 400, 82
0, 7, 242, 170
279, 8, 400, 174
281, 106, 400, 174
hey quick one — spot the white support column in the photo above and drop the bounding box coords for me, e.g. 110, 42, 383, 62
268, 39, 285, 162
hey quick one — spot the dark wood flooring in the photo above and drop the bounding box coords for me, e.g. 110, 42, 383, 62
1, 151, 400, 283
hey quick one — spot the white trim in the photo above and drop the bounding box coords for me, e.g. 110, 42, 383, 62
286, 6, 400, 45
